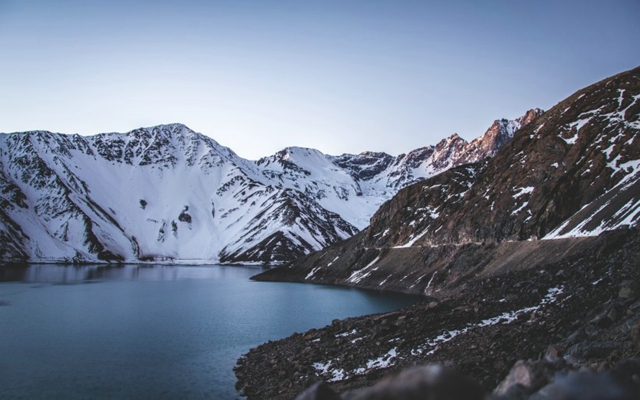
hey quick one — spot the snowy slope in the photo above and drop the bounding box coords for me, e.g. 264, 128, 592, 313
0, 110, 540, 264
0, 125, 355, 264
541, 86, 640, 239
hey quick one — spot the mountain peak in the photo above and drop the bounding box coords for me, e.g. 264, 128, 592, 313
516, 108, 545, 126
277, 146, 323, 156
151, 122, 191, 131
451, 108, 545, 167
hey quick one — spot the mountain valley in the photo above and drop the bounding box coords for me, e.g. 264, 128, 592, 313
237, 66, 640, 399
2, 56, 639, 400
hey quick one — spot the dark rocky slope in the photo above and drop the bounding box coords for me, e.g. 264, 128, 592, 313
238, 66, 640, 398
254, 66, 640, 294
237, 228, 640, 399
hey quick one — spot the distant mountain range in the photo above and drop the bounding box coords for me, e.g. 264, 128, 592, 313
242, 66, 640, 400
0, 109, 541, 264
255, 65, 640, 294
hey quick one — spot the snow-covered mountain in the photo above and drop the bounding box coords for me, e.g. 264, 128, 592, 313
255, 66, 640, 294
332, 108, 543, 193
377, 68, 640, 245
243, 66, 640, 400
0, 110, 541, 264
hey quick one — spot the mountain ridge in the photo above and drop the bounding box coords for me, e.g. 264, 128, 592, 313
236, 65, 640, 400
0, 111, 541, 264
254, 65, 640, 292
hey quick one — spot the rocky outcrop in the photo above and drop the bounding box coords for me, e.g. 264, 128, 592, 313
455, 108, 544, 167
254, 229, 605, 297
331, 108, 542, 193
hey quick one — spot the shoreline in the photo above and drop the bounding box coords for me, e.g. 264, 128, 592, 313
235, 229, 640, 399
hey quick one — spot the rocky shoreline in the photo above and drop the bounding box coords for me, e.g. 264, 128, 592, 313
234, 229, 640, 399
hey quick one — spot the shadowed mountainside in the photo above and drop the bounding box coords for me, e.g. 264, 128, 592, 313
240, 66, 640, 399
254, 66, 640, 294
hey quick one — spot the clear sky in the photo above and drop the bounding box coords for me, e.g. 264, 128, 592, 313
1, 0, 639, 160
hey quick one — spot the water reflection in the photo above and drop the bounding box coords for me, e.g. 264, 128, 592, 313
0, 263, 420, 399
0, 263, 263, 283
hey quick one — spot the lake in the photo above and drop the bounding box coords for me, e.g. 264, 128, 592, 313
0, 264, 420, 399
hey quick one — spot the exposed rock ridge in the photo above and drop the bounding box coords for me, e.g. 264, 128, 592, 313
330, 108, 543, 191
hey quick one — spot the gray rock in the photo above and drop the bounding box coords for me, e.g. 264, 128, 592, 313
492, 359, 573, 400
565, 341, 621, 363
494, 360, 551, 396
342, 365, 484, 400
618, 281, 638, 300
295, 382, 341, 400
529, 369, 640, 400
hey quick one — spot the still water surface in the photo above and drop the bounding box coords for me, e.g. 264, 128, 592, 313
0, 264, 420, 399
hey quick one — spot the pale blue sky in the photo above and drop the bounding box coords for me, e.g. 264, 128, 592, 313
1, 0, 639, 159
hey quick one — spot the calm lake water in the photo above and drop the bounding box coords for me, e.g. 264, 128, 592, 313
0, 264, 420, 399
